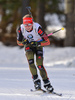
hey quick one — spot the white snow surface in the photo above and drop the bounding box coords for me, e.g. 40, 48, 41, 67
0, 42, 75, 100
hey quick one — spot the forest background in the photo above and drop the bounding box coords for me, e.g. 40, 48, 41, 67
0, 0, 75, 47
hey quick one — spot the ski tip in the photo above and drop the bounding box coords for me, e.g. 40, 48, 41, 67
61, 27, 64, 30
57, 93, 62, 96
60, 93, 62, 96
52, 91, 62, 96
30, 89, 33, 91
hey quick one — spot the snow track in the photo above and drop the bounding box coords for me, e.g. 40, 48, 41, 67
0, 43, 75, 100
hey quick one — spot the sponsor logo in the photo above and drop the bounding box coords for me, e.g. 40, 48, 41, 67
27, 34, 33, 39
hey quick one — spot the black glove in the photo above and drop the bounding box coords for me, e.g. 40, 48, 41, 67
22, 38, 29, 45
30, 41, 41, 47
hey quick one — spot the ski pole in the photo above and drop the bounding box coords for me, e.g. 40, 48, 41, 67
38, 27, 64, 42
47, 27, 64, 37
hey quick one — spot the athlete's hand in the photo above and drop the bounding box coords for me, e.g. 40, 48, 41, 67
22, 38, 29, 45
30, 41, 41, 47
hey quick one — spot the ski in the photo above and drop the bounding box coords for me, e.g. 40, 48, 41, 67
50, 91, 62, 96
30, 89, 62, 96
31, 88, 46, 93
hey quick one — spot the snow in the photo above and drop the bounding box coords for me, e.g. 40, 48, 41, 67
0, 42, 75, 100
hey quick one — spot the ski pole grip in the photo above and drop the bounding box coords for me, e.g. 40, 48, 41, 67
48, 33, 53, 36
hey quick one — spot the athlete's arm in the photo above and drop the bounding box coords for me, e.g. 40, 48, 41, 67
38, 27, 50, 46
17, 26, 24, 46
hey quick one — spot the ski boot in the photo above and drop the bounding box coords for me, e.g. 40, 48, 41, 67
33, 75, 41, 90
43, 78, 54, 92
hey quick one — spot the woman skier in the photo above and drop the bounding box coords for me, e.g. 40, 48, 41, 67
17, 14, 54, 92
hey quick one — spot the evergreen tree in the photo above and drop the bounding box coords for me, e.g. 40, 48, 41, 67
64, 0, 75, 46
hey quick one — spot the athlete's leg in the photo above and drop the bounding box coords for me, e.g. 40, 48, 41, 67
25, 45, 37, 76
25, 45, 41, 89
36, 46, 54, 92
36, 47, 48, 80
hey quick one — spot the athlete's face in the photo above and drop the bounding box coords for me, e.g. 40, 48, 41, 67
24, 23, 33, 31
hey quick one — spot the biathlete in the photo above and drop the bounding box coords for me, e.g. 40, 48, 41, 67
17, 14, 54, 92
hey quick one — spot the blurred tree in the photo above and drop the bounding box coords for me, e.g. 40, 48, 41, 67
0, 0, 7, 35
21, 0, 30, 23
0, 0, 22, 45
45, 0, 64, 14
64, 0, 75, 46
36, 0, 46, 30
29, 0, 46, 30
